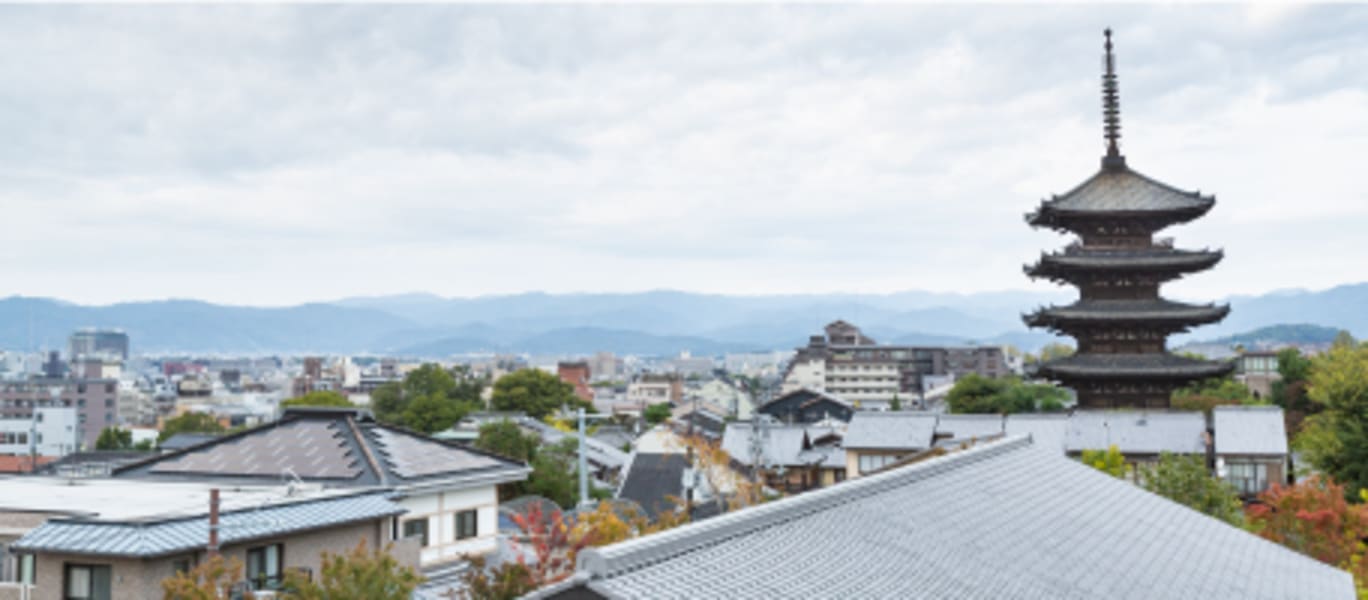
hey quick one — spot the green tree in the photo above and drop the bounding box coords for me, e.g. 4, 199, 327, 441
370, 364, 484, 432
1080, 445, 1127, 478
1171, 376, 1258, 415
281, 391, 353, 409
526, 438, 580, 508
1334, 330, 1358, 349
889, 394, 902, 411
643, 403, 672, 425
491, 369, 589, 420
95, 427, 133, 451
1295, 342, 1368, 497
1033, 342, 1075, 364
159, 412, 226, 443
401, 394, 471, 434
1138, 453, 1244, 526
474, 420, 540, 462
1273, 348, 1316, 432
947, 375, 1067, 414
279, 540, 422, 600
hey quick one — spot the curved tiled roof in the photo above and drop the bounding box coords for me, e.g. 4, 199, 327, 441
1025, 299, 1229, 329
1026, 247, 1222, 279
1027, 166, 1215, 229
1036, 352, 1234, 380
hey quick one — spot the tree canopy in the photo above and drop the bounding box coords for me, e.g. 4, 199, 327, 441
371, 364, 483, 433
280, 391, 354, 409
946, 375, 1068, 414
159, 412, 226, 443
1170, 376, 1258, 414
1295, 342, 1368, 498
643, 403, 672, 425
1080, 445, 1126, 478
490, 369, 590, 420
474, 420, 540, 463
280, 540, 422, 600
95, 426, 133, 451
1138, 453, 1244, 526
1247, 476, 1368, 587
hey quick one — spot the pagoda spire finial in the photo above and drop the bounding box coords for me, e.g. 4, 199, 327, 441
1102, 28, 1125, 169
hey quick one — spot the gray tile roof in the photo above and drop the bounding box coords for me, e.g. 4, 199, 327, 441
934, 414, 1004, 441
1214, 406, 1289, 456
1034, 167, 1214, 215
1065, 411, 1207, 455
115, 409, 529, 490
720, 424, 812, 467
521, 417, 629, 470
615, 453, 689, 520
11, 491, 403, 558
1037, 352, 1235, 379
565, 435, 1352, 600
1003, 413, 1069, 454
843, 412, 937, 451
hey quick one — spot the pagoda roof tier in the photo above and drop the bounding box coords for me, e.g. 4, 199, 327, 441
1024, 299, 1229, 330
1034, 352, 1234, 380
1026, 165, 1215, 232
1025, 246, 1223, 281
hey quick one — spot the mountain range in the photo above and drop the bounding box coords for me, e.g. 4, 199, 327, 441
1, 284, 1365, 356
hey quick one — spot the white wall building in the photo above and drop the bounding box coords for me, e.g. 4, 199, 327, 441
0, 407, 78, 457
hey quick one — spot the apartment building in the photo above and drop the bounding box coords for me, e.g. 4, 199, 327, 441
0, 408, 79, 458
0, 379, 119, 450
781, 321, 1008, 406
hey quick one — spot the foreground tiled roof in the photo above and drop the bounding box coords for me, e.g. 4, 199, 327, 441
552, 436, 1351, 599
12, 491, 403, 558
1214, 406, 1289, 456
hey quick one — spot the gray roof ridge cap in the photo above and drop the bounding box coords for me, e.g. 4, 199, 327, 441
579, 435, 1033, 578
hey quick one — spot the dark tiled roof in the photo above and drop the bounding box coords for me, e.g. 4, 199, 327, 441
1037, 353, 1234, 380
1027, 166, 1214, 229
114, 410, 528, 490
158, 433, 221, 451
562, 436, 1353, 599
1026, 248, 1223, 279
1026, 299, 1229, 327
615, 453, 688, 520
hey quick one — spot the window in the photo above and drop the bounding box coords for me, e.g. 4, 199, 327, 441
64, 564, 111, 600
19, 554, 34, 585
245, 544, 283, 590
171, 558, 192, 575
455, 509, 478, 541
403, 519, 429, 547
1225, 462, 1269, 495
858, 454, 897, 474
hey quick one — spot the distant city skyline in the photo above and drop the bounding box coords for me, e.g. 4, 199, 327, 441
3, 5, 1366, 305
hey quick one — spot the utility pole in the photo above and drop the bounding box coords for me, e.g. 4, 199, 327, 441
208, 488, 221, 557
577, 407, 589, 510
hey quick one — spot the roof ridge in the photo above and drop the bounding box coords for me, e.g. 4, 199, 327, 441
580, 435, 1034, 577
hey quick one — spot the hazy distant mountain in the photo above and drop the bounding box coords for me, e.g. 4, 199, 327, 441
1193, 324, 1346, 348
3, 284, 1365, 356
0, 296, 414, 354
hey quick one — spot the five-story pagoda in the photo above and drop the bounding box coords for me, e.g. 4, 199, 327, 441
1023, 30, 1233, 409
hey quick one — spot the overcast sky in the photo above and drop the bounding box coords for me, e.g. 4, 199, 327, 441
2, 4, 1366, 306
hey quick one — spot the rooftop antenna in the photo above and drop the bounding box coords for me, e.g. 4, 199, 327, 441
1102, 28, 1126, 169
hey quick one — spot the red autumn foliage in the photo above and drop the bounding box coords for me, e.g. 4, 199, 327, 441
1247, 475, 1368, 580
508, 501, 593, 587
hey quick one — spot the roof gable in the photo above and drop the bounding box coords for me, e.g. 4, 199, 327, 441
844, 412, 937, 451
1214, 406, 1289, 456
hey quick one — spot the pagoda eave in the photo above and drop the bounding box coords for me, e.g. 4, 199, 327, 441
1033, 353, 1235, 380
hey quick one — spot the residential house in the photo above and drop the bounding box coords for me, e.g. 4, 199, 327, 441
111, 407, 529, 566
625, 375, 682, 412
535, 435, 1353, 599
720, 422, 845, 492
1064, 411, 1209, 478
842, 412, 937, 478
1235, 351, 1281, 400
756, 388, 853, 425
0, 478, 413, 599
1214, 405, 1290, 497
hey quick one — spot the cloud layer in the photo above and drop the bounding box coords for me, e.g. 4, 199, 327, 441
2, 5, 1366, 305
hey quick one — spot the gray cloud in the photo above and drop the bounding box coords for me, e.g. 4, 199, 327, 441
0, 4, 1365, 305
